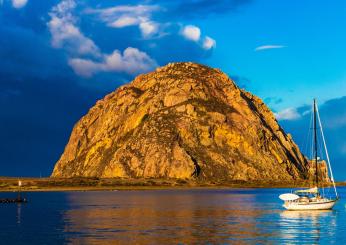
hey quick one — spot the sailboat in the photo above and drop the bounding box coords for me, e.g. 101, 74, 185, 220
279, 99, 339, 210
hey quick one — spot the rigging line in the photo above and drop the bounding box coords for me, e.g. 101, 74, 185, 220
323, 130, 331, 200
318, 137, 326, 193
307, 114, 313, 157
316, 101, 338, 198
303, 107, 313, 156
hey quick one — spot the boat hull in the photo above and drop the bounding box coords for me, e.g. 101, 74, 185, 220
283, 199, 337, 211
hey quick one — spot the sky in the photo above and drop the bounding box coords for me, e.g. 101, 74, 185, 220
0, 0, 345, 179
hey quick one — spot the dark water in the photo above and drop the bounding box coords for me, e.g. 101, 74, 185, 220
0, 187, 345, 244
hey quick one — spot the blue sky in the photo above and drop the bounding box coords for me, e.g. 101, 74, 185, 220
0, 0, 345, 179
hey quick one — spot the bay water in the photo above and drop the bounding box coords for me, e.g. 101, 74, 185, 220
0, 187, 345, 244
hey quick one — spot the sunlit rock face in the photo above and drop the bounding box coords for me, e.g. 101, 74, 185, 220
52, 62, 311, 182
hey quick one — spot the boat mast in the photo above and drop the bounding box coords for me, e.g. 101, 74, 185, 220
316, 101, 339, 198
313, 99, 318, 187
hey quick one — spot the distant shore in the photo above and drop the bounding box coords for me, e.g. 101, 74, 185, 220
0, 177, 342, 192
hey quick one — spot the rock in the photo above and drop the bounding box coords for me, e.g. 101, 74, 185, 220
52, 62, 313, 182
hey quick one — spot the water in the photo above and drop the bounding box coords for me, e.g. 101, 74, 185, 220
0, 187, 345, 244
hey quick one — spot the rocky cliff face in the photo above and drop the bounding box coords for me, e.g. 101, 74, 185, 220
52, 62, 311, 182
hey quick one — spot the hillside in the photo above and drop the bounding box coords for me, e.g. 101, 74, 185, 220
52, 62, 311, 182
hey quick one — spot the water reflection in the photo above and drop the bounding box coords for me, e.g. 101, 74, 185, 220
60, 189, 341, 244
279, 210, 336, 243
63, 190, 273, 244
16, 203, 22, 224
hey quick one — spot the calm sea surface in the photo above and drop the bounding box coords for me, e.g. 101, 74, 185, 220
0, 187, 346, 244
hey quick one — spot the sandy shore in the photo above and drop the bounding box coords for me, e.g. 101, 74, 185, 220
0, 177, 341, 192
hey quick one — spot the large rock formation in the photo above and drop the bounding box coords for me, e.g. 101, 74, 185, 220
52, 62, 311, 182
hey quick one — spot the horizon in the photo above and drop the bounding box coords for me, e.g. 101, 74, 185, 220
1, 0, 345, 180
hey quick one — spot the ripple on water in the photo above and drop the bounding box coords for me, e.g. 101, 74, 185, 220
0, 188, 345, 244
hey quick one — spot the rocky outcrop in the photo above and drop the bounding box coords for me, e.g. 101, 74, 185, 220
52, 62, 312, 182
307, 160, 330, 183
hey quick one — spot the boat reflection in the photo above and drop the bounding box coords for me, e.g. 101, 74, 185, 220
279, 210, 336, 243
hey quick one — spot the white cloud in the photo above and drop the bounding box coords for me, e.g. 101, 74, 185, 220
90, 5, 160, 18
68, 47, 157, 77
48, 0, 100, 56
203, 36, 216, 50
255, 45, 286, 51
139, 21, 159, 38
109, 16, 140, 28
11, 0, 27, 8
275, 108, 301, 121
87, 4, 216, 50
181, 25, 201, 42
302, 109, 311, 116
87, 5, 160, 38
181, 25, 216, 50
47, 2, 217, 78
49, 1, 158, 77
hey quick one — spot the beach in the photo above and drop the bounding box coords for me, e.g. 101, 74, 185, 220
0, 177, 339, 192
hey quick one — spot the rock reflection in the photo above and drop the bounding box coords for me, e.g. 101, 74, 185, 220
61, 190, 342, 244
62, 190, 272, 244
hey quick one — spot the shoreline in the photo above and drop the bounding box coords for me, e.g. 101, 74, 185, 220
0, 177, 343, 192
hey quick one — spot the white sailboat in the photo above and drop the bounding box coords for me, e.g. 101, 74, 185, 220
279, 99, 339, 210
